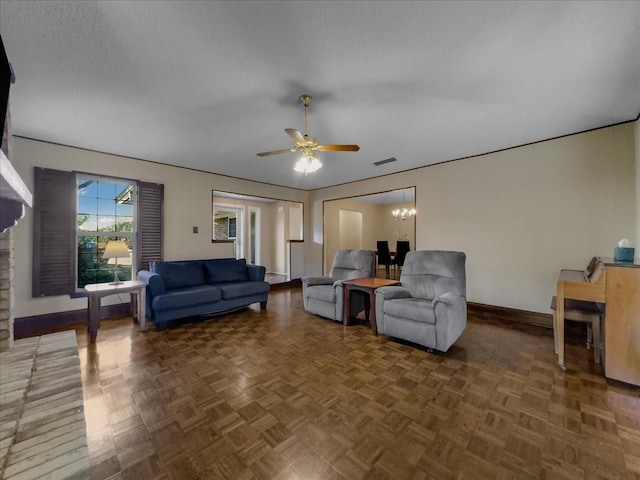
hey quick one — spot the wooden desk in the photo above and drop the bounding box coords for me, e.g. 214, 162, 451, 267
342, 277, 400, 334
556, 259, 640, 386
603, 262, 640, 385
84, 280, 146, 342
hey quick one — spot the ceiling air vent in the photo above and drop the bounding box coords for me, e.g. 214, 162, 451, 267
373, 157, 397, 166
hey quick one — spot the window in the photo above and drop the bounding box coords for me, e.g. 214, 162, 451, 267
33, 167, 164, 297
228, 217, 237, 239
76, 176, 135, 287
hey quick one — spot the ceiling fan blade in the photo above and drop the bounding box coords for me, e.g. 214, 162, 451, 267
285, 128, 306, 145
316, 144, 360, 152
256, 148, 295, 157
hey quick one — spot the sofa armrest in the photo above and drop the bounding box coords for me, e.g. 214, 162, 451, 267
137, 270, 165, 297
302, 276, 335, 286
376, 285, 411, 300
247, 264, 266, 281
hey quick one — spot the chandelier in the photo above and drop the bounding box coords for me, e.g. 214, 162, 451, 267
294, 152, 322, 175
392, 207, 416, 220
391, 188, 416, 220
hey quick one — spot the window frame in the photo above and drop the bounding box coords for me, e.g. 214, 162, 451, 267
76, 174, 137, 289
32, 167, 164, 297
227, 216, 237, 239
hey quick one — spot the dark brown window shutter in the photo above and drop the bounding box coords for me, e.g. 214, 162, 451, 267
32, 167, 76, 297
138, 181, 163, 271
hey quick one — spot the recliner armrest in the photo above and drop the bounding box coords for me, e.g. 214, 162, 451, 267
302, 276, 335, 286
376, 285, 411, 300
432, 292, 465, 308
137, 270, 165, 296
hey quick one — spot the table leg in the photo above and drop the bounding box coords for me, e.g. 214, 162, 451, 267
87, 295, 101, 343
130, 292, 138, 324
556, 281, 566, 371
343, 285, 350, 326
368, 290, 377, 335
138, 287, 146, 331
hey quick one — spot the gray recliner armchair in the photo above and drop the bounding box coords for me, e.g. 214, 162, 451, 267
375, 250, 467, 352
302, 249, 376, 322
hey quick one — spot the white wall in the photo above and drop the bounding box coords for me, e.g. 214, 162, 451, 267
274, 205, 286, 274
11, 138, 307, 318
636, 119, 640, 252
311, 122, 637, 314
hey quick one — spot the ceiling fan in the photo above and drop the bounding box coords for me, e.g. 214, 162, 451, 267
257, 94, 360, 173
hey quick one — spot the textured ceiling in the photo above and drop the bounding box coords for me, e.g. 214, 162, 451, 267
1, 1, 639, 190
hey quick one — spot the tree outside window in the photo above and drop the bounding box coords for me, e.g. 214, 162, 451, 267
77, 177, 135, 287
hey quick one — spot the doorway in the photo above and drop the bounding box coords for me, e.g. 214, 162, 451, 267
323, 187, 416, 274
213, 204, 244, 259
212, 191, 304, 284
249, 207, 261, 265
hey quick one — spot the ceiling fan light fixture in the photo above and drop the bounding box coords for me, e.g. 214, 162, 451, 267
257, 94, 360, 161
294, 153, 322, 175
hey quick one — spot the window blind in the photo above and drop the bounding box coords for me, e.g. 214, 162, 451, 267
32, 167, 76, 296
137, 181, 163, 271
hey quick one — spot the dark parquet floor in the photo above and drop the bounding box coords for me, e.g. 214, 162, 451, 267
67, 287, 640, 480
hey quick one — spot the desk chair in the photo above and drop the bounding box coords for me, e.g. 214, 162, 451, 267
550, 296, 603, 363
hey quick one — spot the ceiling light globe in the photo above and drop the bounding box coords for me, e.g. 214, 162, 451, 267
294, 156, 322, 175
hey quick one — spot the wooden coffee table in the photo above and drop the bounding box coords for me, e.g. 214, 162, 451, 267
342, 277, 400, 334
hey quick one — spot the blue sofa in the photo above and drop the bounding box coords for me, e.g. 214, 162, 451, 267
137, 258, 270, 330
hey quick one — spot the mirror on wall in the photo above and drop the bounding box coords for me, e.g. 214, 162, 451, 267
323, 187, 416, 275
212, 191, 303, 284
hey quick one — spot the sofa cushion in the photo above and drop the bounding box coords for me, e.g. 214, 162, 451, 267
203, 258, 249, 283
216, 281, 270, 300
152, 285, 222, 311
152, 261, 205, 290
383, 297, 436, 324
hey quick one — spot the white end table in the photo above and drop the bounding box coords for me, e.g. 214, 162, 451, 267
84, 280, 146, 342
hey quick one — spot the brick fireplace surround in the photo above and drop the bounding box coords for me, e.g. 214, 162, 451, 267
0, 117, 89, 477
0, 228, 14, 351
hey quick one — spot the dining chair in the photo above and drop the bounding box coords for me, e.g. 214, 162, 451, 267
376, 241, 392, 278
393, 240, 411, 279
